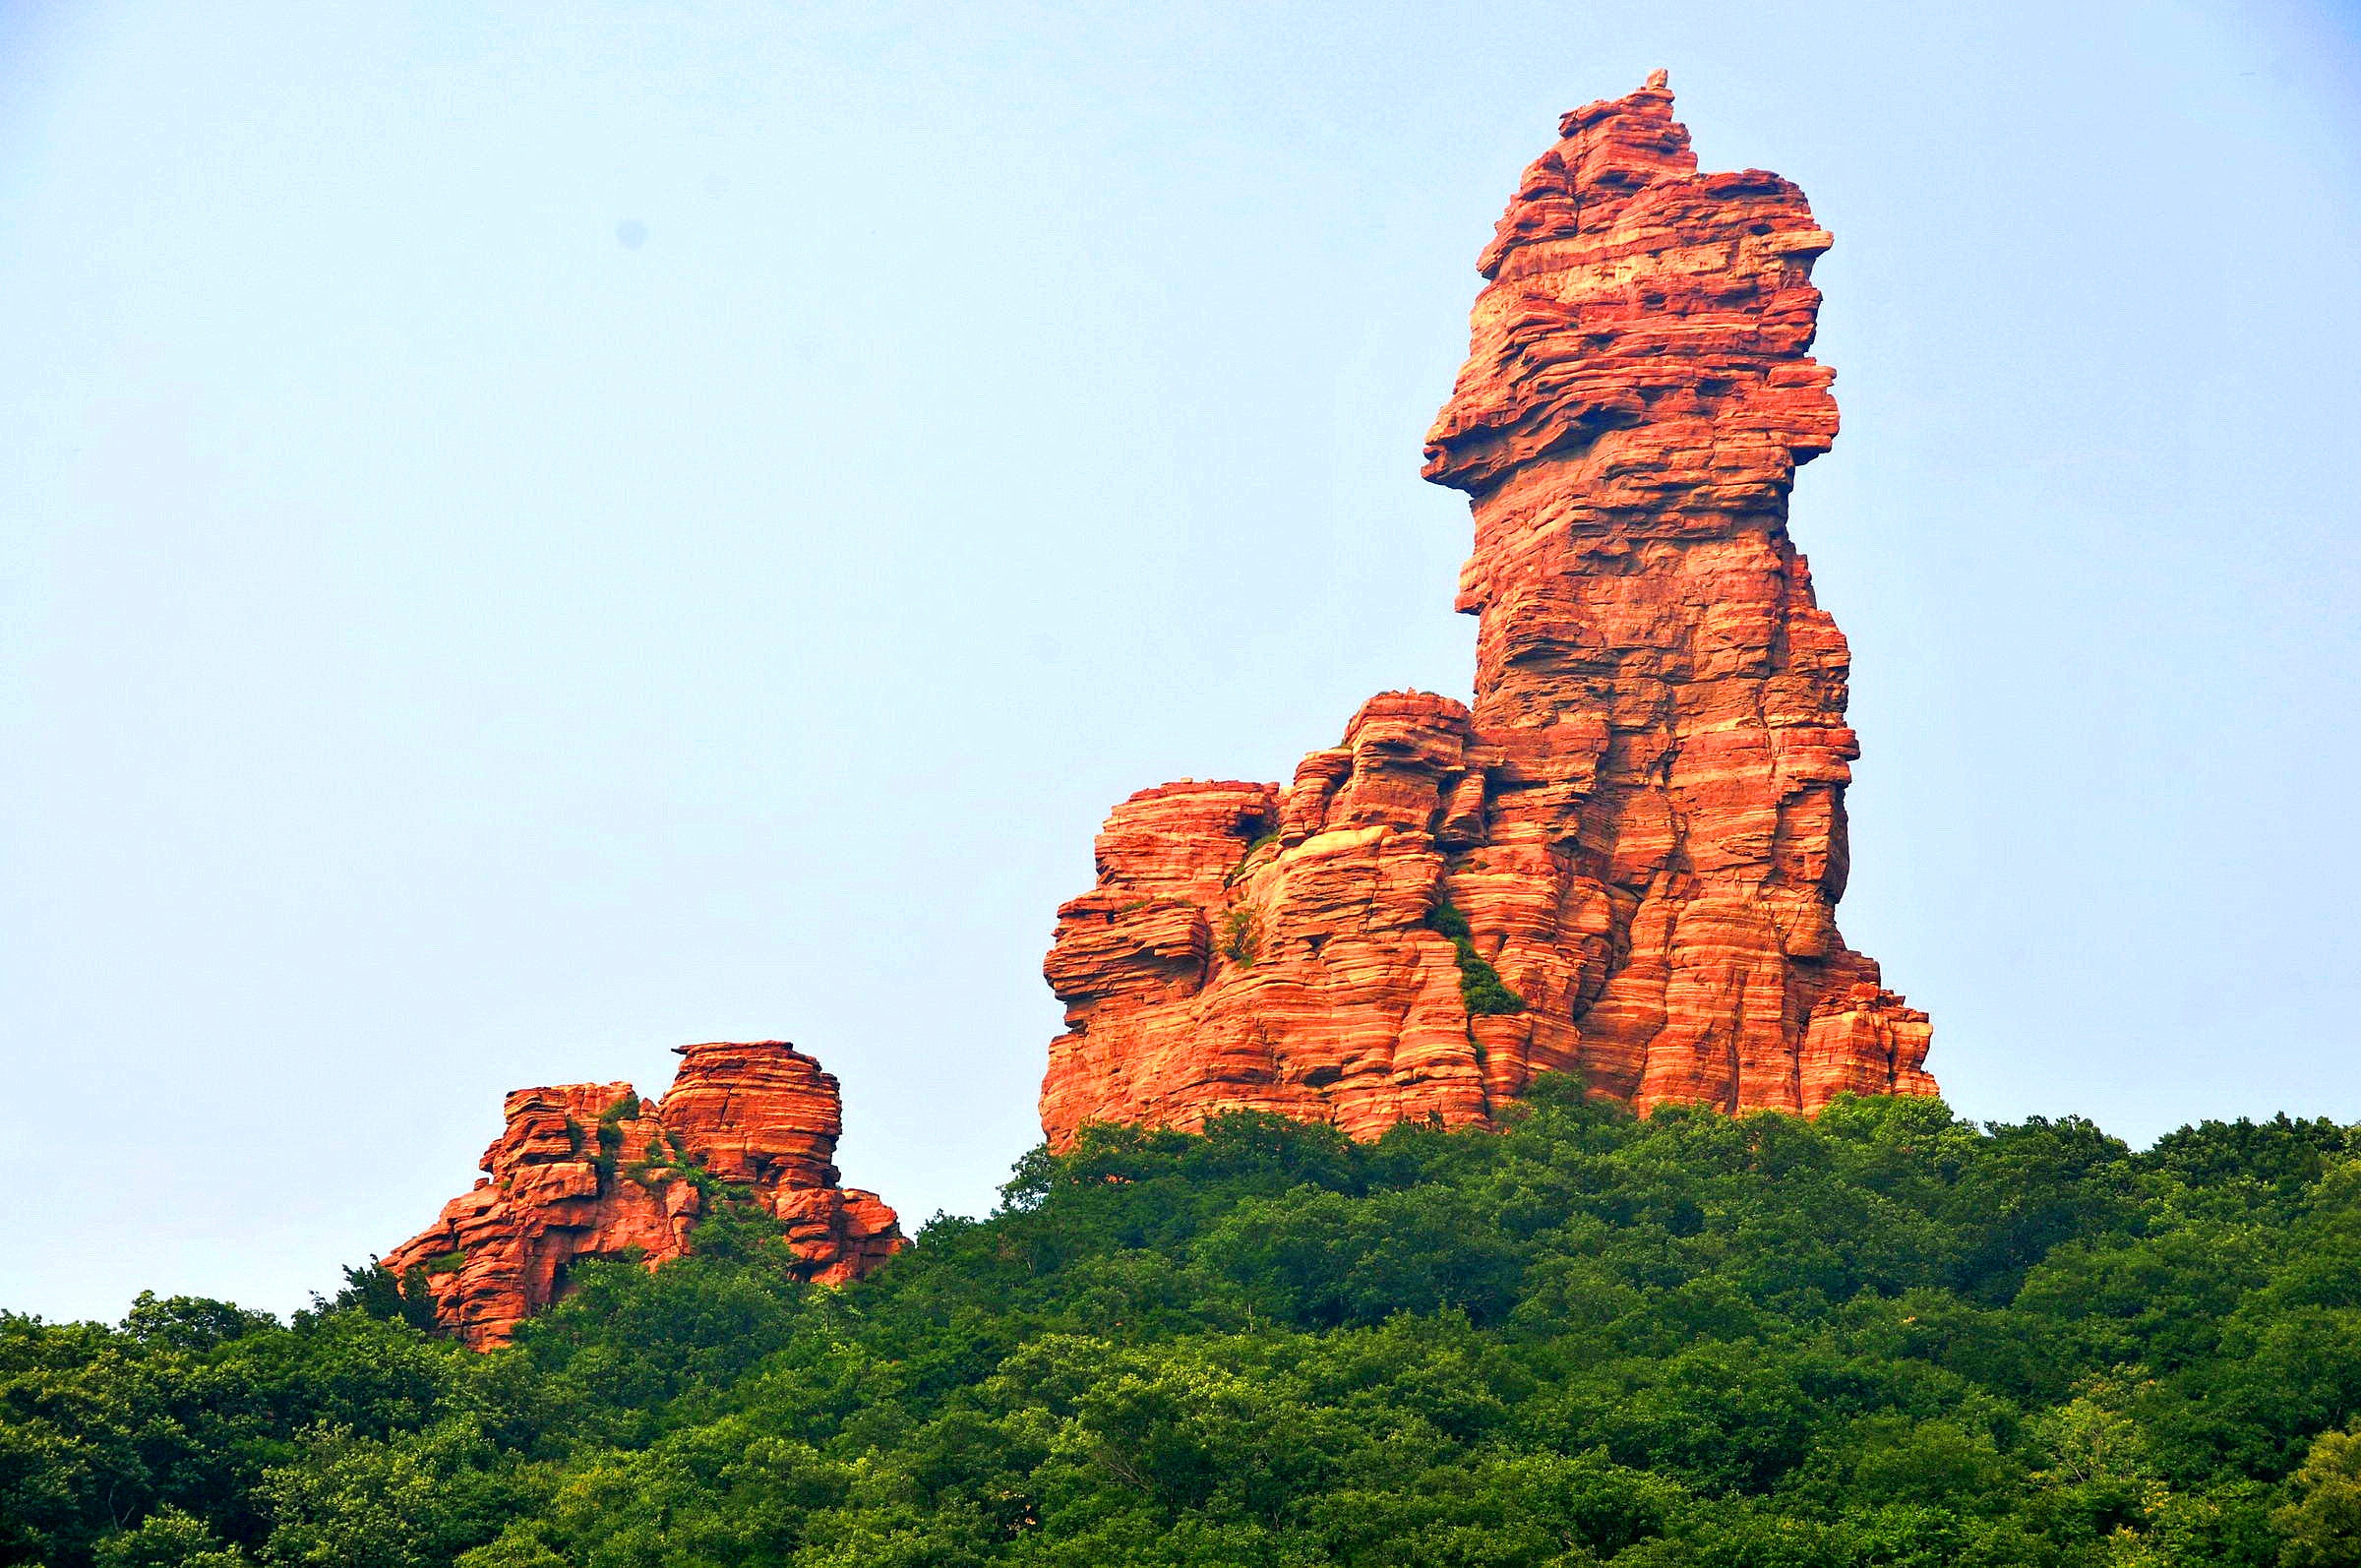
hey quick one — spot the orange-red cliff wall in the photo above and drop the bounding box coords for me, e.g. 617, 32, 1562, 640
1040, 76, 1933, 1146
387, 1041, 901, 1348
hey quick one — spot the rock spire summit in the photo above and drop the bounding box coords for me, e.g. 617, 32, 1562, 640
1039, 79, 1933, 1145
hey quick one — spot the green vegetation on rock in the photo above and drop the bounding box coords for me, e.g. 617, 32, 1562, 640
1426, 897, 1527, 1015
8, 1088, 2361, 1566
1222, 908, 1260, 966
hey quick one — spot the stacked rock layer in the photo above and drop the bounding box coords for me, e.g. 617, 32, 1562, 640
387, 1041, 902, 1348
1040, 75, 1934, 1147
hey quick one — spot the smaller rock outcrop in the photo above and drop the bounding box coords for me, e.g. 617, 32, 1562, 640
385, 1041, 901, 1348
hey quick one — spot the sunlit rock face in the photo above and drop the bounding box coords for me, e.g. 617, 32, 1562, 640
386, 1041, 901, 1348
1040, 76, 1933, 1147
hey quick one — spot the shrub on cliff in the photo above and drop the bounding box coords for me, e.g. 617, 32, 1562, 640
7, 1088, 2361, 1567
1425, 898, 1527, 1015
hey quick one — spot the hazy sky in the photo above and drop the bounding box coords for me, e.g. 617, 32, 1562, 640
5, 0, 2359, 1324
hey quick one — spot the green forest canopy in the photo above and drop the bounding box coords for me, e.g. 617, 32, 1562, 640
10, 1082, 2361, 1566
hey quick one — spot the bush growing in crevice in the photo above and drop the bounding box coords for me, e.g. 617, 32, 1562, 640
1221, 908, 1259, 966
591, 1122, 624, 1183
1425, 896, 1527, 1015
1225, 828, 1283, 886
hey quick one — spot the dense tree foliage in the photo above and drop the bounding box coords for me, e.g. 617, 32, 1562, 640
10, 1084, 2361, 1565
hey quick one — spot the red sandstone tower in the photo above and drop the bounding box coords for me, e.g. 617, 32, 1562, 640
1039, 75, 1934, 1146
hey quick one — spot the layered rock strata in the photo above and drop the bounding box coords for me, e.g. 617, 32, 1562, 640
1041, 74, 1933, 1146
386, 1041, 901, 1348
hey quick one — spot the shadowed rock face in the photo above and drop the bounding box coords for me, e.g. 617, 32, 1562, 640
1040, 76, 1933, 1147
386, 1041, 901, 1348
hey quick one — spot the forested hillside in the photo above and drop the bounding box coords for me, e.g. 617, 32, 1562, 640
11, 1083, 2361, 1566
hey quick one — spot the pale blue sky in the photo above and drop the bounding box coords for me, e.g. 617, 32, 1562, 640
5, 0, 2358, 1323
